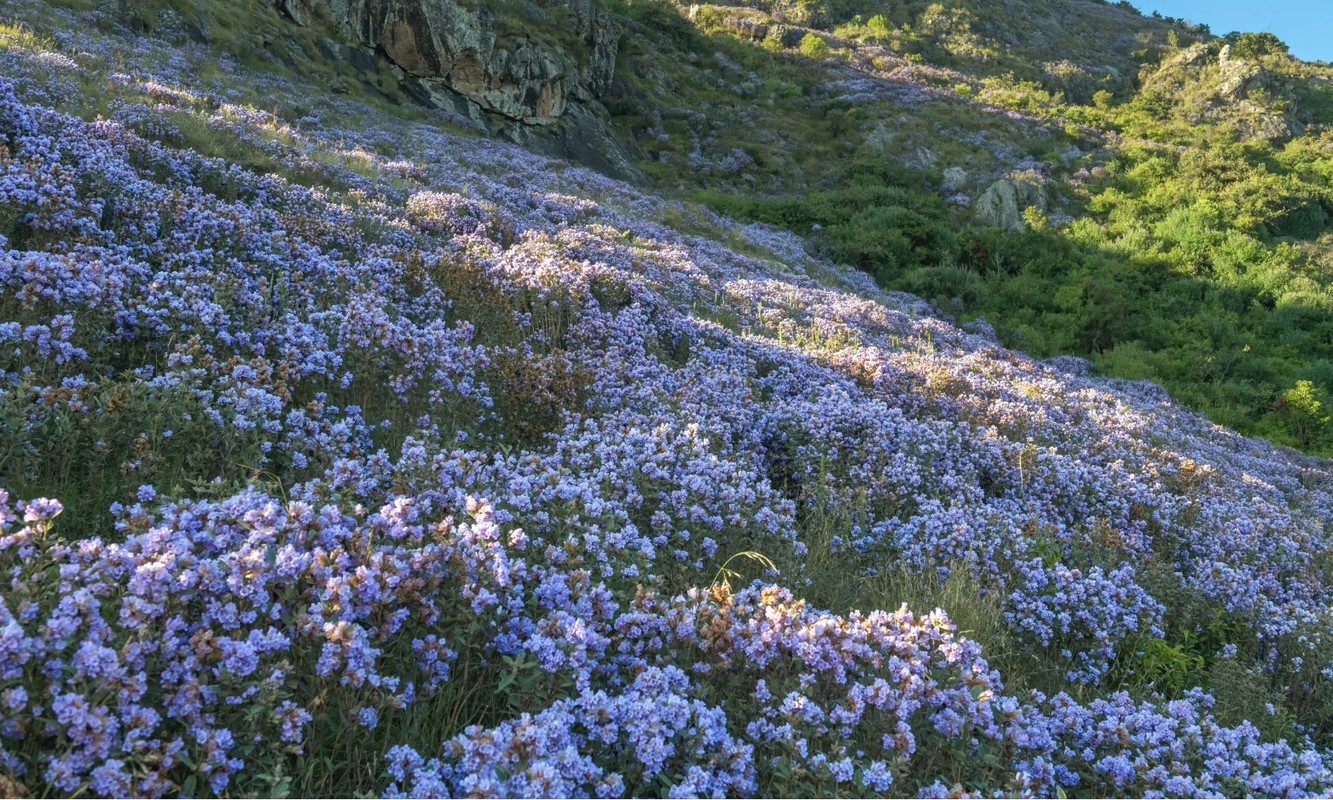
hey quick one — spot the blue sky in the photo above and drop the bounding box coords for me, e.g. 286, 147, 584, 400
1131, 1, 1333, 62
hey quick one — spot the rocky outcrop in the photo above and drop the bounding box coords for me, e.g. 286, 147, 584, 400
974, 179, 1047, 232
1213, 45, 1303, 142
1145, 42, 1303, 144
275, 0, 641, 179
716, 14, 769, 43
278, 0, 618, 126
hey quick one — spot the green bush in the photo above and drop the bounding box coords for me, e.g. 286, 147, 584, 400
901, 264, 983, 306
1277, 380, 1332, 449
1226, 31, 1289, 60
828, 214, 909, 272
829, 205, 957, 276
799, 32, 830, 59
0, 377, 268, 533
1268, 193, 1329, 239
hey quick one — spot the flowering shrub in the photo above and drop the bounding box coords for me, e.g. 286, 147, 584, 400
405, 191, 514, 243
1005, 559, 1165, 683
0, 4, 1331, 796
384, 666, 755, 798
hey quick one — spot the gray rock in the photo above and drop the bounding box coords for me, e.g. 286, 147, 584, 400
1217, 60, 1262, 100
276, 0, 333, 28
411, 79, 488, 128
278, 0, 645, 179
507, 102, 643, 183
279, 0, 620, 127
863, 121, 894, 153
1146, 40, 1302, 144
316, 39, 380, 74
942, 166, 967, 188
760, 0, 831, 28
159, 8, 209, 43
721, 17, 768, 43
1174, 41, 1209, 68
103, 0, 146, 34
1245, 110, 1301, 143
777, 26, 809, 48
1212, 55, 1301, 142
974, 179, 1047, 232
910, 146, 937, 170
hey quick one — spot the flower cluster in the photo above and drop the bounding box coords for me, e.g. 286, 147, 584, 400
1005, 559, 1165, 683
1016, 690, 1333, 796
384, 666, 754, 798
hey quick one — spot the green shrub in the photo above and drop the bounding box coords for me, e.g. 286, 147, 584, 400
1226, 31, 1289, 60
831, 205, 956, 273
1276, 380, 1332, 449
799, 32, 829, 59
1268, 193, 1329, 239
901, 264, 983, 306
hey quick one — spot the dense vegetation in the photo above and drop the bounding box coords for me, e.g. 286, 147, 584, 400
1, 0, 1333, 797
605, 0, 1333, 455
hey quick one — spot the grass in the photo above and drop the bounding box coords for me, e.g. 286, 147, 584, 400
791, 495, 1065, 700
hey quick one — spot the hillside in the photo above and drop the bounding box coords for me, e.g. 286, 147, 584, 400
1, 0, 1333, 797
594, 0, 1333, 457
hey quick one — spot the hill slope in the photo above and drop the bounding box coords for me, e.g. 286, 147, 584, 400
1, 0, 1333, 797
589, 0, 1333, 456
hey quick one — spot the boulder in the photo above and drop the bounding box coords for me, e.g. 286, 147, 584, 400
1213, 54, 1301, 142
974, 179, 1047, 232
153, 7, 210, 43
722, 16, 769, 43
910, 146, 937, 170
777, 26, 809, 48
863, 121, 894, 152
505, 102, 642, 181
1172, 41, 1210, 69
276, 0, 335, 29
1217, 57, 1263, 100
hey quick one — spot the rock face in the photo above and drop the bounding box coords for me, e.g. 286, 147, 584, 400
277, 0, 641, 179
974, 179, 1047, 232
279, 0, 618, 125
1213, 45, 1303, 142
